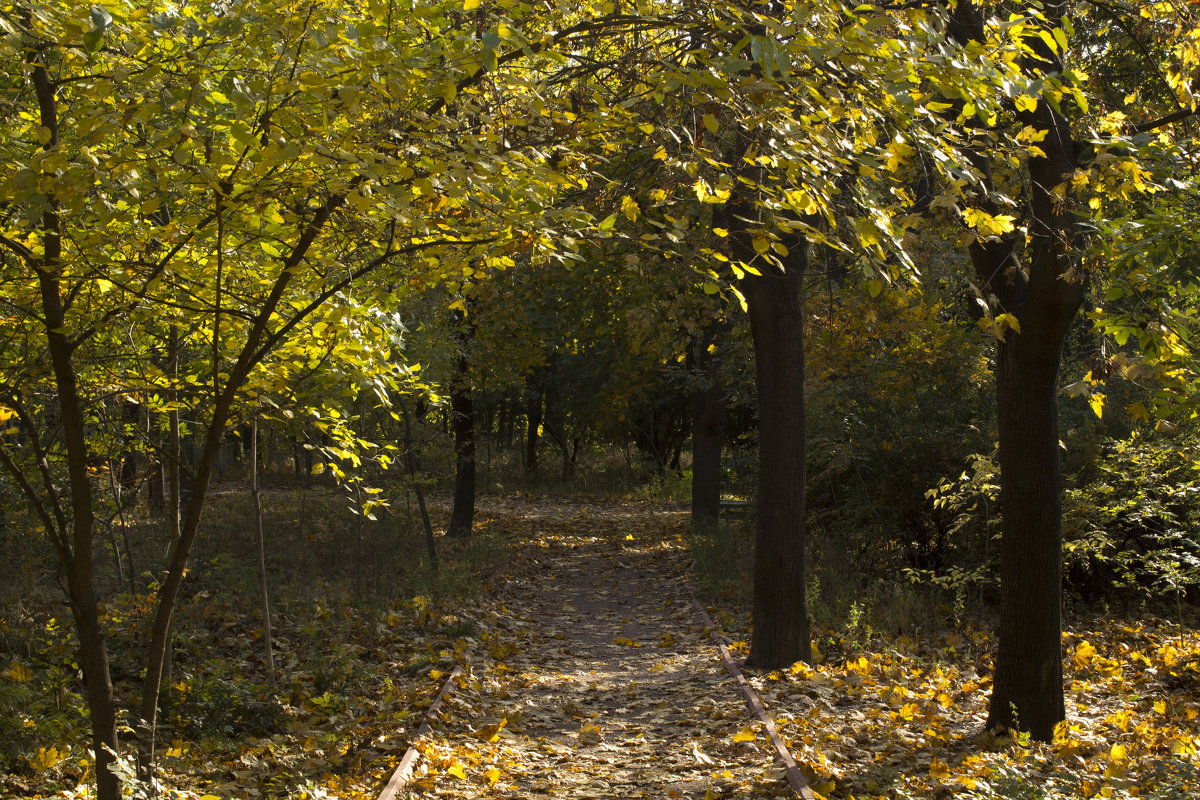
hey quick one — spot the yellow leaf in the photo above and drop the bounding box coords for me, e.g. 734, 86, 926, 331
963, 207, 1017, 236
702, 113, 719, 134
472, 718, 507, 743
897, 702, 918, 721
1073, 640, 1097, 668
1109, 742, 1127, 760
1015, 95, 1038, 112
929, 758, 951, 779
1089, 393, 1106, 419
6, 661, 32, 682
732, 726, 756, 743
1126, 402, 1150, 423
1154, 699, 1168, 715
31, 746, 67, 771
620, 195, 639, 221
486, 767, 501, 785
447, 763, 467, 779
653, 147, 668, 160
463, 0, 480, 8
579, 723, 604, 745
752, 234, 770, 255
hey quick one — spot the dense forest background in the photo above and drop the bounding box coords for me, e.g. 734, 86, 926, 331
3, 0, 1200, 798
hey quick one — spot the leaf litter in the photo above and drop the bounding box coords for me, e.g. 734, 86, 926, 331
397, 496, 792, 799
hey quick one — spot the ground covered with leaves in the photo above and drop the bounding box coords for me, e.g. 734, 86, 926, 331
399, 497, 787, 799
5, 494, 1200, 799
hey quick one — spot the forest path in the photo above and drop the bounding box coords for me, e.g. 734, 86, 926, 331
393, 497, 790, 799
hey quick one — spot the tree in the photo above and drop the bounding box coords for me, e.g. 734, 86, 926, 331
943, 0, 1200, 740
0, 2, 608, 795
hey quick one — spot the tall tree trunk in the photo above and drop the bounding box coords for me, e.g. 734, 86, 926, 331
22, 40, 121, 800
398, 395, 438, 571
952, 0, 1081, 740
249, 417, 276, 685
741, 238, 812, 670
988, 331, 1068, 736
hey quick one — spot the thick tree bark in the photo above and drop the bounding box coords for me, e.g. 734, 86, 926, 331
741, 239, 812, 670
952, 0, 1081, 741
690, 333, 724, 529
988, 333, 1068, 736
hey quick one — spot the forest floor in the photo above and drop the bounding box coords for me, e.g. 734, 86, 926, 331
394, 496, 788, 799
380, 495, 1200, 800
5, 492, 1200, 800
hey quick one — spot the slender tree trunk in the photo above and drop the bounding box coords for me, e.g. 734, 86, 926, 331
118, 401, 139, 509
399, 395, 438, 571
23, 39, 121, 800
250, 417, 276, 684
524, 388, 542, 476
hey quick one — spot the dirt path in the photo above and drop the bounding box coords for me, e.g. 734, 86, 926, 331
396, 499, 790, 799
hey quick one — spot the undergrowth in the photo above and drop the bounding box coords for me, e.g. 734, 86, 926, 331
0, 482, 518, 799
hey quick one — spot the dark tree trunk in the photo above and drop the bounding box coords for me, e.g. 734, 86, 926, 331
952, 0, 1082, 741
17, 45, 122, 800
988, 332, 1068, 737
524, 388, 542, 476
447, 385, 476, 537
398, 395, 438, 571
741, 236, 812, 670
690, 333, 724, 528
448, 311, 476, 538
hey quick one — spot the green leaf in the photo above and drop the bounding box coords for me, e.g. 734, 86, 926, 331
83, 29, 104, 54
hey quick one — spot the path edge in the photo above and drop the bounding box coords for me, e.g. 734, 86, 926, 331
689, 595, 816, 800
376, 536, 544, 799
376, 647, 473, 800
